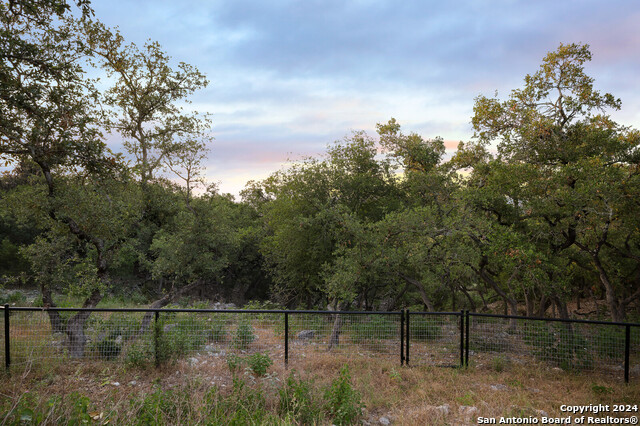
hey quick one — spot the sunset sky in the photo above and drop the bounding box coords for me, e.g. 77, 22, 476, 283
92, 0, 640, 197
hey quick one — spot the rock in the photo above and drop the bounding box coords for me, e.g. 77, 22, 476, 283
379, 416, 390, 425
111, 382, 120, 387
212, 302, 236, 310
297, 330, 315, 340
490, 384, 507, 391
435, 404, 450, 416
188, 357, 199, 366
114, 335, 123, 345
128, 381, 137, 386
204, 344, 216, 353
459, 405, 478, 417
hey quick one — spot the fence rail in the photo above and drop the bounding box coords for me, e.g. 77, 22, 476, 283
1, 305, 638, 383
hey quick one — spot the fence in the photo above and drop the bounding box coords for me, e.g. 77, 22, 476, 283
1, 305, 638, 383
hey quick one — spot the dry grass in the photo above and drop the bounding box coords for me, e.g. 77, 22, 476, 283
1, 351, 638, 425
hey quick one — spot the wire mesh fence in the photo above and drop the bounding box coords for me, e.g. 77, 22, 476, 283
467, 313, 640, 382
1, 306, 638, 383
407, 312, 462, 367
287, 312, 402, 366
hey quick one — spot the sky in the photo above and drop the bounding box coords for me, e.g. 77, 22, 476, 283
91, 0, 640, 198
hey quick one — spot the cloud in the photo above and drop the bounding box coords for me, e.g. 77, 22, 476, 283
90, 0, 640, 197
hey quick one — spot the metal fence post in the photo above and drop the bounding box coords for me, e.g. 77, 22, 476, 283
400, 310, 405, 366
459, 310, 464, 367
284, 312, 289, 368
154, 310, 160, 368
4, 304, 9, 373
625, 325, 631, 384
405, 309, 410, 366
465, 310, 470, 367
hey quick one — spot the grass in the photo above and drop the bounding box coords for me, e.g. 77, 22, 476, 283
1, 353, 638, 425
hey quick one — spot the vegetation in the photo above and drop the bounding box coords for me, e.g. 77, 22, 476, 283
0, 1, 638, 367
1, 354, 638, 425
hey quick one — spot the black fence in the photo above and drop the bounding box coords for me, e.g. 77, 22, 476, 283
1, 305, 638, 383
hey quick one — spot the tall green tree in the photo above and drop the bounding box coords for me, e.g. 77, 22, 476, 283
0, 0, 146, 355
469, 43, 640, 321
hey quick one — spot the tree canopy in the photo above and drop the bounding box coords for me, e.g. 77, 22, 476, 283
1, 9, 638, 327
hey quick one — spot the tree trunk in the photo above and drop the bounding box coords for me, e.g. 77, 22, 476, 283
137, 279, 203, 337
593, 256, 625, 322
41, 283, 64, 333
65, 289, 102, 358
327, 301, 349, 350
537, 295, 550, 318
524, 290, 535, 317
459, 285, 477, 312
328, 314, 342, 350
398, 273, 435, 311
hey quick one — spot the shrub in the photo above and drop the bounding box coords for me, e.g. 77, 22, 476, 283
523, 322, 593, 371
246, 352, 273, 376
157, 315, 208, 361
207, 319, 228, 343
96, 338, 121, 360
125, 339, 154, 369
350, 315, 396, 344
135, 387, 188, 425
593, 325, 626, 359
232, 320, 256, 351
278, 372, 323, 424
324, 365, 363, 425
227, 354, 243, 373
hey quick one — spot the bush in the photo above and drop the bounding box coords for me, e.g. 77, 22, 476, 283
324, 365, 363, 425
158, 314, 208, 361
523, 322, 593, 371
135, 387, 188, 425
246, 352, 273, 376
593, 325, 626, 359
227, 354, 243, 373
232, 320, 256, 351
125, 339, 154, 369
350, 315, 396, 344
96, 338, 121, 360
0, 290, 26, 305
278, 372, 323, 424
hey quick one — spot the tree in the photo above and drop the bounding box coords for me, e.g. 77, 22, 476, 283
469, 43, 640, 321
0, 0, 150, 355
85, 22, 212, 193
252, 131, 400, 307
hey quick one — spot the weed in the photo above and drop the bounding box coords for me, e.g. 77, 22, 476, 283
135, 387, 186, 425
246, 352, 273, 377
232, 320, 256, 351
591, 383, 614, 395
389, 367, 401, 382
124, 339, 154, 369
456, 391, 475, 406
227, 354, 243, 373
278, 371, 323, 424
324, 365, 363, 425
491, 355, 510, 372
